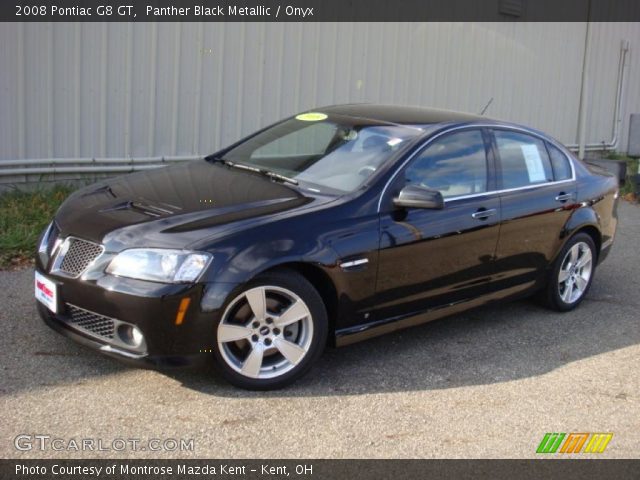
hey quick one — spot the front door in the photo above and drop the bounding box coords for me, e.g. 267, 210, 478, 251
374, 128, 501, 321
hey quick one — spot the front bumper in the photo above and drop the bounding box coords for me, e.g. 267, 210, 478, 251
35, 266, 232, 368
38, 302, 203, 367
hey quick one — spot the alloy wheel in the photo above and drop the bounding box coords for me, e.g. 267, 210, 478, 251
557, 241, 593, 304
217, 286, 314, 379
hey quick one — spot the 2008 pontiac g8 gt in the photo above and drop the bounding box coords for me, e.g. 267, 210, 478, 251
35, 105, 618, 389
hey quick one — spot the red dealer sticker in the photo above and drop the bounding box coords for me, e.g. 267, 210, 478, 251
35, 271, 57, 313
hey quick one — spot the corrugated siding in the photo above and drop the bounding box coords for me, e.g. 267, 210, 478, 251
586, 22, 640, 151
1, 22, 639, 164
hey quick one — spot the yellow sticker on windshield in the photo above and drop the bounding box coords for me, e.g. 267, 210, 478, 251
295, 112, 328, 122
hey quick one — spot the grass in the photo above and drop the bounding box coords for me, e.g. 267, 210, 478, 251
605, 153, 638, 197
0, 185, 74, 269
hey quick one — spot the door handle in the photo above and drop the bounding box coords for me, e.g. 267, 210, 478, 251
555, 192, 573, 202
471, 208, 497, 220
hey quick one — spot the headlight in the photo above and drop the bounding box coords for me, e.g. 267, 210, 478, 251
106, 249, 212, 283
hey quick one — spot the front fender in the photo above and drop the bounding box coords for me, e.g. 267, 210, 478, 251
199, 228, 341, 311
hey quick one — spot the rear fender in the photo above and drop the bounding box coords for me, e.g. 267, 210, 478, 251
552, 206, 601, 265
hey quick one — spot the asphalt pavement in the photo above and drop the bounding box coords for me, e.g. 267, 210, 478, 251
1, 202, 638, 459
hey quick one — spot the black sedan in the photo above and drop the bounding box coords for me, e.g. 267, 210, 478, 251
35, 105, 619, 389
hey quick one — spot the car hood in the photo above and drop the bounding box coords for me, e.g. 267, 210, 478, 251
55, 160, 329, 250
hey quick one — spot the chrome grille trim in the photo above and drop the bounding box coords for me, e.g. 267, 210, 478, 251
46, 223, 60, 257
50, 237, 104, 278
38, 222, 61, 268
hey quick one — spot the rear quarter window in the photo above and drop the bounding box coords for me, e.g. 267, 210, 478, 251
546, 142, 573, 181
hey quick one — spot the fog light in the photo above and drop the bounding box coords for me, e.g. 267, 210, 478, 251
117, 324, 144, 347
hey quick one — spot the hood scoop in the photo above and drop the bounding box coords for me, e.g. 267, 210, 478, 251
100, 199, 182, 218
129, 201, 180, 217
81, 184, 117, 199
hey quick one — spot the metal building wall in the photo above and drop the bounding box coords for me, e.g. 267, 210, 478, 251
0, 22, 638, 176
584, 22, 639, 151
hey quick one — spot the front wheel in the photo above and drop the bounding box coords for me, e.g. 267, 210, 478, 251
212, 270, 327, 390
542, 232, 597, 312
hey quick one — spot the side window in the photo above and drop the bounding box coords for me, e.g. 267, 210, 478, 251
404, 130, 488, 199
546, 142, 573, 181
494, 130, 554, 189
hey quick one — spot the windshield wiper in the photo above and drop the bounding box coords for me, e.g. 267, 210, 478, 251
205, 155, 232, 165
210, 156, 298, 185
261, 170, 299, 185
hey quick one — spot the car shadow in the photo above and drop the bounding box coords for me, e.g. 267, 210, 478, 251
3, 260, 637, 399
168, 202, 640, 397
167, 274, 639, 397
5, 281, 635, 399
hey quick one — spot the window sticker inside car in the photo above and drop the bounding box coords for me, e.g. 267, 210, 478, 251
295, 112, 328, 122
521, 143, 546, 182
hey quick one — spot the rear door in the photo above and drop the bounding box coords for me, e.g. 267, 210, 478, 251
490, 128, 578, 289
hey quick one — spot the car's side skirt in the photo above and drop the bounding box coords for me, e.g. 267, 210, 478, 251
334, 281, 535, 347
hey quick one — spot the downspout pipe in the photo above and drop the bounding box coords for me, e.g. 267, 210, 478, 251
567, 38, 630, 154
576, 21, 592, 160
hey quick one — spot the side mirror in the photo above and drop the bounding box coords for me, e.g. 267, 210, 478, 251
393, 184, 444, 210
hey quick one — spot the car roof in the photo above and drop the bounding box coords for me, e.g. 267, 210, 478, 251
317, 103, 487, 125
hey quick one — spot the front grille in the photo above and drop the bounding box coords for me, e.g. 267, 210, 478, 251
58, 238, 103, 276
66, 304, 115, 339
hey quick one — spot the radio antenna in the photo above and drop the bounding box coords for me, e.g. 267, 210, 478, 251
479, 97, 494, 116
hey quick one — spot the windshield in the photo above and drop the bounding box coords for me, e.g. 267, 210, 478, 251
220, 113, 423, 194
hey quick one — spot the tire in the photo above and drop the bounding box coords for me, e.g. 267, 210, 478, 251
541, 232, 597, 312
212, 269, 328, 390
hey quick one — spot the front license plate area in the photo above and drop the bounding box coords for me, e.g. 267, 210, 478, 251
35, 271, 58, 313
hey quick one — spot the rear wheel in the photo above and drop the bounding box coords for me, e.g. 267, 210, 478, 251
542, 232, 596, 311
213, 270, 327, 390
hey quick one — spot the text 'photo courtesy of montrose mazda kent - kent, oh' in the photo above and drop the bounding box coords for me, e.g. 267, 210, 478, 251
34, 104, 619, 390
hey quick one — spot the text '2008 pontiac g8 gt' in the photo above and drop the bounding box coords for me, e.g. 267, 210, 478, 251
35, 105, 618, 389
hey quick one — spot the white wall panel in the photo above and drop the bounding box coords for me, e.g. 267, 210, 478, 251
1, 21, 639, 165
586, 22, 640, 150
